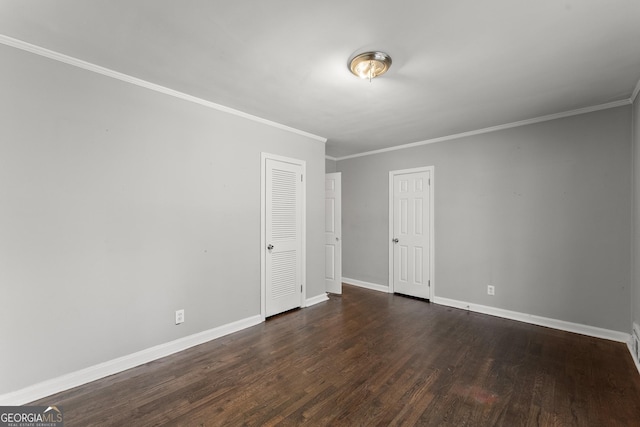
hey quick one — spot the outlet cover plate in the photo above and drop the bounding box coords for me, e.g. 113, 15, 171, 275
175, 309, 185, 324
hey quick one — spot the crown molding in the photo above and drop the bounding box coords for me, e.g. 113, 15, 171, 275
334, 99, 632, 161
3, 34, 633, 155
0, 34, 327, 144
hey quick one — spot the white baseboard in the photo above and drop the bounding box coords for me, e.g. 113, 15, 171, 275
0, 315, 263, 406
433, 296, 630, 343
629, 322, 640, 375
342, 277, 391, 293
306, 293, 329, 307
4, 293, 634, 406
335, 281, 633, 347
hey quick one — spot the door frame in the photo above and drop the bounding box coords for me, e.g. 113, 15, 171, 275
261, 152, 307, 320
388, 166, 435, 299
325, 172, 342, 294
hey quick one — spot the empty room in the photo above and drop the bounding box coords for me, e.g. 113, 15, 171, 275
1, 1, 640, 426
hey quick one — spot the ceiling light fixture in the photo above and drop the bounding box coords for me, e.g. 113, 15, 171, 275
349, 51, 392, 82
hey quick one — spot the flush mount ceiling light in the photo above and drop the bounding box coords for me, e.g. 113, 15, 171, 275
349, 51, 392, 82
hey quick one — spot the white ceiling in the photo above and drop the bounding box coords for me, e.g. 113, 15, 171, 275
1, 1, 640, 158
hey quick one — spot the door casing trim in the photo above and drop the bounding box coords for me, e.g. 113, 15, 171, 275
388, 166, 435, 299
325, 172, 342, 294
261, 152, 307, 320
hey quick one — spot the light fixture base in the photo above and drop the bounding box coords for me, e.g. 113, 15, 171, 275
349, 51, 392, 81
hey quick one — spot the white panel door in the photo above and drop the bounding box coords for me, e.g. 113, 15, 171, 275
392, 170, 430, 299
265, 158, 303, 316
325, 173, 342, 294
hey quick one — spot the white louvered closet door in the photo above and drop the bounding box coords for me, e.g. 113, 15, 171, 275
265, 158, 303, 317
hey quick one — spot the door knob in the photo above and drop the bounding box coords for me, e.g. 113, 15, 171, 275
267, 244, 274, 250
392, 238, 399, 243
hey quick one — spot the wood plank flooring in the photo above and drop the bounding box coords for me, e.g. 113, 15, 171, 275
31, 285, 640, 426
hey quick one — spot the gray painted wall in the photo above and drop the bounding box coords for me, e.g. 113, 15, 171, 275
337, 106, 632, 333
325, 158, 337, 173
0, 45, 325, 394
634, 97, 640, 330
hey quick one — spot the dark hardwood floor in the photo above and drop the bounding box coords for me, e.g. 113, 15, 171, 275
31, 284, 640, 426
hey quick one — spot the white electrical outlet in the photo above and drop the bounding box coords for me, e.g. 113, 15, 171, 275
487, 285, 495, 296
175, 309, 185, 324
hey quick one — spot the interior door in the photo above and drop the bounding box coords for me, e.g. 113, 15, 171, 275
325, 173, 342, 294
392, 170, 431, 299
265, 157, 303, 317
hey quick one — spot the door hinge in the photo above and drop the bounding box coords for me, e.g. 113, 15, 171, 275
428, 280, 431, 287
301, 175, 303, 182
301, 285, 303, 292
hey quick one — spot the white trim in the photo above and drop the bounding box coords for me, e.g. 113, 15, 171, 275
324, 172, 343, 294
0, 315, 263, 406
433, 296, 630, 343
325, 155, 338, 161
388, 175, 394, 291
260, 153, 307, 319
334, 100, 631, 161
305, 293, 330, 307
630, 323, 640, 375
343, 277, 391, 293
261, 154, 267, 321
632, 78, 640, 104
388, 166, 435, 299
0, 34, 326, 144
